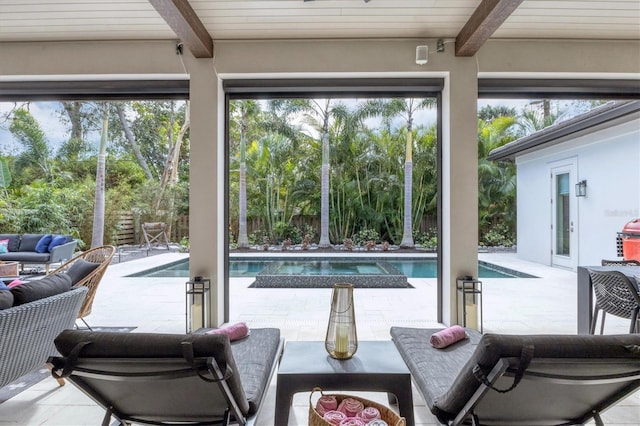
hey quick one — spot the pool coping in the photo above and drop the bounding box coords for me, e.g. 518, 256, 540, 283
250, 259, 411, 288
127, 254, 537, 279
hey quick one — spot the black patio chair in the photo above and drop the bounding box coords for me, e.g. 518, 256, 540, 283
48, 328, 283, 426
588, 269, 640, 334
601, 259, 640, 266
391, 327, 640, 426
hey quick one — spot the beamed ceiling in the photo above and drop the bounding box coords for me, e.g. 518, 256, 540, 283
1, 1, 639, 58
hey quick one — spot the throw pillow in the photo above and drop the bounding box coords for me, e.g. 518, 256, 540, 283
0, 281, 8, 290
48, 235, 68, 252
0, 290, 13, 310
10, 273, 72, 306
0, 239, 9, 254
66, 258, 100, 285
19, 234, 44, 252
0, 234, 20, 252
35, 234, 53, 253
7, 279, 24, 288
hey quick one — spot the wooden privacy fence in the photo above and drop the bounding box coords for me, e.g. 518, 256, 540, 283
113, 211, 434, 247
113, 211, 189, 246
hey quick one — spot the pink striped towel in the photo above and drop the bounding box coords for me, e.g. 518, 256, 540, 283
205, 322, 249, 341
429, 325, 467, 349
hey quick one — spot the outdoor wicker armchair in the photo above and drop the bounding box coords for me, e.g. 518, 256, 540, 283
588, 269, 640, 334
49, 245, 115, 330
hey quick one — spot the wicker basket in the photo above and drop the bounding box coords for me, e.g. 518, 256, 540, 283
308, 387, 405, 426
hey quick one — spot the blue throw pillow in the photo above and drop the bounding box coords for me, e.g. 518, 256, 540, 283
48, 235, 68, 252
35, 234, 53, 253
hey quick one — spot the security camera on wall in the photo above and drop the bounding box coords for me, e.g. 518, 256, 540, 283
416, 45, 428, 65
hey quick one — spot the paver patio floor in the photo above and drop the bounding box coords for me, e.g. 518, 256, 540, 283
0, 252, 637, 425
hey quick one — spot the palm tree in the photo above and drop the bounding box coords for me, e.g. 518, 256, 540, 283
230, 100, 261, 248
477, 114, 518, 242
375, 98, 436, 247
289, 98, 334, 247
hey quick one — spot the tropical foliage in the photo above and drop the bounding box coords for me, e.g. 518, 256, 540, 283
0, 101, 190, 247
0, 97, 601, 250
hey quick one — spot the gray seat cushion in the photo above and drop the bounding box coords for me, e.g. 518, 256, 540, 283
10, 273, 72, 306
0, 251, 51, 262
18, 234, 45, 252
390, 327, 482, 421
230, 328, 281, 415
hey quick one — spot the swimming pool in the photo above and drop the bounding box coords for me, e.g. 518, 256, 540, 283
130, 257, 536, 279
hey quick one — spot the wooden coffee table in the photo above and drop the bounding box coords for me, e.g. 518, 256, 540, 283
275, 340, 414, 426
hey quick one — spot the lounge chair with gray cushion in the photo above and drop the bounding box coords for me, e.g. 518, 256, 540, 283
48, 328, 283, 426
390, 327, 640, 426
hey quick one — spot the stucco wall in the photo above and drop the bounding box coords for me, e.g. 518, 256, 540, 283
516, 117, 640, 269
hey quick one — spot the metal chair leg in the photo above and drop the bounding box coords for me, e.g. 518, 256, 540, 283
75, 317, 93, 331
590, 308, 599, 334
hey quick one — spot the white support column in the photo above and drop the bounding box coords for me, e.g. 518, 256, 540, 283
188, 57, 224, 327
441, 60, 479, 325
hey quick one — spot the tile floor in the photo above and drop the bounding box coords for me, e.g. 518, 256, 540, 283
0, 252, 638, 425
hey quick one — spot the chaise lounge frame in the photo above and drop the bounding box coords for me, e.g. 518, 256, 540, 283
48, 328, 283, 426
390, 327, 640, 426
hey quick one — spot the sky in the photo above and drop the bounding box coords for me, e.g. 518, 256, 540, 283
0, 98, 583, 156
0, 102, 74, 154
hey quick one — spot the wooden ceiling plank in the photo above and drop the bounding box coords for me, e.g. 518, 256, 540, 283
455, 0, 524, 57
148, 0, 213, 58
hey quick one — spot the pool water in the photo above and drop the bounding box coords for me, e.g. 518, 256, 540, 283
131, 258, 535, 279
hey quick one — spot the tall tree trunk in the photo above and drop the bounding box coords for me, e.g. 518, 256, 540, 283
91, 105, 108, 248
319, 101, 331, 247
63, 101, 83, 141
237, 110, 249, 248
156, 102, 189, 214
400, 128, 415, 247
116, 103, 153, 180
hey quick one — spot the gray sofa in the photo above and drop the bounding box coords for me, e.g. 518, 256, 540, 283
0, 284, 87, 388
0, 233, 77, 274
391, 327, 640, 426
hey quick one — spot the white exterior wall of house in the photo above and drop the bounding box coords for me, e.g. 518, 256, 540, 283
516, 116, 640, 269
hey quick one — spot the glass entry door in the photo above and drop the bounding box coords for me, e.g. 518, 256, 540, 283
550, 161, 577, 269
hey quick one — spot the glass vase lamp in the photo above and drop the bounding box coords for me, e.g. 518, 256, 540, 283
325, 283, 358, 359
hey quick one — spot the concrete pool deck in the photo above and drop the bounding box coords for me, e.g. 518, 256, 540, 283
0, 252, 637, 425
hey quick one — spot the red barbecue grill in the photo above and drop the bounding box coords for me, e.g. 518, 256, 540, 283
618, 218, 640, 262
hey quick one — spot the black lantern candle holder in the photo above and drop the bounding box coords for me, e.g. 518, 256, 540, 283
457, 276, 483, 332
185, 276, 210, 333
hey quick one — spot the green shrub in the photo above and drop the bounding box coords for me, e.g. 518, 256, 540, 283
480, 223, 515, 247
352, 228, 380, 246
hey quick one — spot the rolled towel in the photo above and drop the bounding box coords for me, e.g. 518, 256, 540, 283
316, 394, 338, 416
429, 325, 467, 349
7, 279, 24, 289
338, 397, 365, 417
365, 420, 388, 426
357, 406, 381, 422
205, 322, 249, 341
323, 410, 347, 426
339, 418, 366, 426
